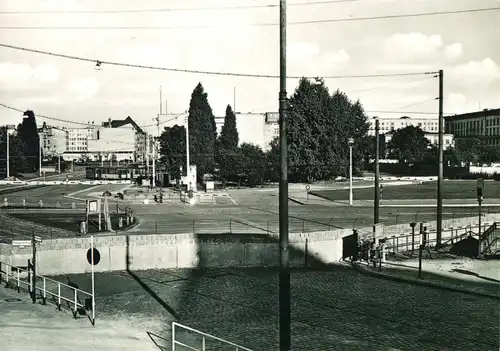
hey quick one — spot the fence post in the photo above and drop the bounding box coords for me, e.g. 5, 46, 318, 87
192, 220, 195, 234
410, 222, 416, 253
302, 220, 305, 233
155, 221, 158, 234
267, 220, 270, 233
229, 218, 232, 234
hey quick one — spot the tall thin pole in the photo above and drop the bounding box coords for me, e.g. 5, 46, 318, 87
91, 235, 96, 326
374, 118, 380, 224
349, 144, 353, 206
32, 229, 36, 303
279, 0, 290, 350
436, 69, 444, 248
159, 85, 163, 115
6, 130, 9, 179
185, 115, 190, 190
58, 154, 61, 173
38, 136, 42, 177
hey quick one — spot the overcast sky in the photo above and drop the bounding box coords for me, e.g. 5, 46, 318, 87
0, 0, 499, 134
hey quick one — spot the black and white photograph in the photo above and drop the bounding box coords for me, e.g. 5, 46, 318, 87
0, 0, 499, 350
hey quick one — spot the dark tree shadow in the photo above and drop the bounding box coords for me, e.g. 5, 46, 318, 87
125, 235, 180, 320
451, 268, 500, 283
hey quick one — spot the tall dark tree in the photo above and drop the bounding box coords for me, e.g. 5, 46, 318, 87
265, 136, 280, 182
387, 126, 430, 163
286, 78, 369, 182
159, 126, 186, 180
188, 83, 217, 180
216, 104, 239, 181
18, 110, 40, 171
0, 127, 29, 176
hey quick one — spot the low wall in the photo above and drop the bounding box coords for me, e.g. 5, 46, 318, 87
0, 214, 497, 275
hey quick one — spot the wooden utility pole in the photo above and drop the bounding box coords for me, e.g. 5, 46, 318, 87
436, 70, 444, 248
374, 118, 380, 224
279, 0, 290, 349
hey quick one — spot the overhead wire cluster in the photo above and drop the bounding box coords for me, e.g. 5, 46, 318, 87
0, 5, 497, 29
0, 3, 494, 125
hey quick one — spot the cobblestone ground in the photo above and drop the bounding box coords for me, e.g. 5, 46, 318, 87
64, 266, 499, 351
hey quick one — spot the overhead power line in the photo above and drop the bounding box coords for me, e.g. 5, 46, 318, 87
1, 102, 449, 130
391, 98, 438, 112
0, 7, 497, 29
0, 102, 92, 126
0, 102, 187, 128
0, 43, 437, 80
0, 0, 358, 14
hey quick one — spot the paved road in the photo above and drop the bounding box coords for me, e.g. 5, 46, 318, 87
126, 202, 492, 235
62, 266, 500, 351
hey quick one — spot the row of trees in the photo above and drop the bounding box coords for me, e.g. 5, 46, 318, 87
0, 110, 41, 176
158, 79, 499, 186
159, 79, 376, 185
386, 125, 500, 166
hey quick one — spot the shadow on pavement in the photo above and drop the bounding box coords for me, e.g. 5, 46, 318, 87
450, 268, 500, 284
369, 263, 500, 297
52, 232, 500, 351
125, 235, 180, 320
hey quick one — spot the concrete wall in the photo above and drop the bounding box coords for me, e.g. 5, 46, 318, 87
0, 214, 498, 276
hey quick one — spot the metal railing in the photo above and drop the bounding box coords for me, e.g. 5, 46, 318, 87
171, 322, 253, 351
0, 261, 95, 324
383, 223, 488, 254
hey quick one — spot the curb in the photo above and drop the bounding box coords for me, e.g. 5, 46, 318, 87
288, 197, 306, 205
351, 261, 500, 300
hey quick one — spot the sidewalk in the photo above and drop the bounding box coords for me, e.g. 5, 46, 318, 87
353, 258, 500, 298
0, 286, 159, 351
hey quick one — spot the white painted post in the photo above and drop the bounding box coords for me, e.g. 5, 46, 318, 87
172, 323, 176, 351
91, 235, 96, 325
58, 283, 61, 308
74, 289, 77, 312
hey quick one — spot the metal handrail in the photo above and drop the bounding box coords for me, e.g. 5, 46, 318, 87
172, 322, 253, 351
0, 262, 93, 313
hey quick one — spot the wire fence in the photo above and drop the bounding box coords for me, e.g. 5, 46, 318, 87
0, 201, 499, 242
0, 198, 86, 210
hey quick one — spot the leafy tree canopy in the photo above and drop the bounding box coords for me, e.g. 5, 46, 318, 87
387, 126, 430, 164
286, 78, 369, 182
159, 125, 186, 180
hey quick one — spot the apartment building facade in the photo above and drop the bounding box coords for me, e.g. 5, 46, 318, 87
444, 108, 500, 146
367, 116, 439, 136
39, 116, 147, 162
38, 125, 67, 158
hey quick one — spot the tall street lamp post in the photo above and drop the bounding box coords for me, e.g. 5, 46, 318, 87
348, 137, 354, 206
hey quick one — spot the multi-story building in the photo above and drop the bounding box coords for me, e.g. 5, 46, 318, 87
444, 108, 500, 146
38, 124, 67, 158
384, 131, 455, 149
40, 116, 146, 162
66, 127, 95, 153
367, 116, 439, 136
